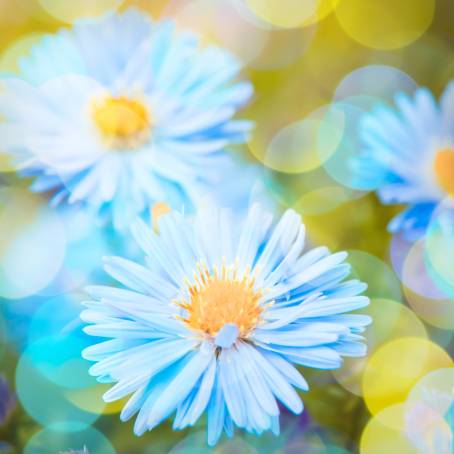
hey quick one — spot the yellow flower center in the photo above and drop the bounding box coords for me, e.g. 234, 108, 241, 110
434, 149, 454, 197
177, 263, 264, 338
92, 96, 151, 150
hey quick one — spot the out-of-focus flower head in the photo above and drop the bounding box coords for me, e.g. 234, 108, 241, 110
81, 203, 370, 446
354, 82, 454, 240
0, 375, 16, 425
0, 8, 253, 230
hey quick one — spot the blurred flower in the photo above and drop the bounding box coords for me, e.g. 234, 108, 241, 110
354, 83, 454, 240
0, 375, 16, 425
0, 8, 253, 230
81, 204, 370, 446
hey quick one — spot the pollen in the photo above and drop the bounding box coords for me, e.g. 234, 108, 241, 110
177, 263, 264, 338
434, 149, 454, 197
92, 96, 151, 150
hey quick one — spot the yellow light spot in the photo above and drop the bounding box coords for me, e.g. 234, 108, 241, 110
360, 404, 423, 454
433, 149, 454, 197
178, 263, 264, 338
151, 202, 172, 232
92, 96, 151, 150
333, 298, 427, 396
250, 104, 345, 175
335, 0, 435, 50
65, 385, 126, 415
38, 0, 124, 24
245, 0, 340, 29
362, 337, 452, 415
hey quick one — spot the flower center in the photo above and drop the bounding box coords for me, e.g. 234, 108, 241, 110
92, 96, 151, 150
434, 149, 454, 197
177, 263, 264, 338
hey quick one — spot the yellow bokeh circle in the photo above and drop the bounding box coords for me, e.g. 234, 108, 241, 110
250, 104, 345, 174
65, 384, 127, 415
0, 188, 41, 260
360, 404, 422, 454
293, 185, 352, 216
0, 153, 14, 174
361, 401, 452, 454
38, 0, 124, 23
245, 0, 339, 29
333, 299, 427, 396
335, 0, 435, 50
362, 337, 452, 415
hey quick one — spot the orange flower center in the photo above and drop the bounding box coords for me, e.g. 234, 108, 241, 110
177, 263, 264, 337
92, 96, 151, 150
434, 149, 454, 197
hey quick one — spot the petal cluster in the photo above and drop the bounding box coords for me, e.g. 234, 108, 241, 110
354, 82, 454, 239
81, 204, 370, 445
0, 9, 253, 229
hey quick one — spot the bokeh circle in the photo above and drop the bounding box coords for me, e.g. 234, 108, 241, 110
38, 0, 124, 23
362, 337, 452, 415
335, 0, 435, 50
24, 426, 115, 454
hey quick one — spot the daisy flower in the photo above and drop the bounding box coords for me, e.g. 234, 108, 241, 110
81, 204, 370, 446
0, 9, 253, 229
354, 83, 454, 240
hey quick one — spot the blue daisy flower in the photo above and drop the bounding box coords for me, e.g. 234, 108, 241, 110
0, 9, 253, 230
354, 82, 454, 240
81, 204, 370, 446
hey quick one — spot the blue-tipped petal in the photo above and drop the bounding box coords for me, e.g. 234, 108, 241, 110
352, 84, 453, 239
2, 8, 254, 230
